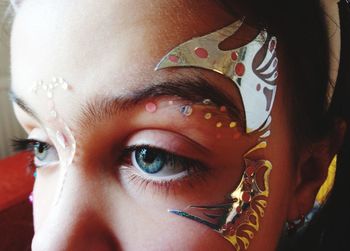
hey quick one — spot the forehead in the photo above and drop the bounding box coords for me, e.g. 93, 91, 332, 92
11, 0, 236, 89
10, 0, 245, 131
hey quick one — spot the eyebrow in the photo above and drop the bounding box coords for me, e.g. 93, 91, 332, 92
10, 77, 244, 130
9, 91, 41, 123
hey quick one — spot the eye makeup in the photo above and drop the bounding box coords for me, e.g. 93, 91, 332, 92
155, 20, 278, 134
142, 97, 242, 133
30, 76, 76, 206
155, 19, 278, 250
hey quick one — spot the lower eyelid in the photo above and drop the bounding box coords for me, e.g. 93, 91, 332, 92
122, 165, 189, 182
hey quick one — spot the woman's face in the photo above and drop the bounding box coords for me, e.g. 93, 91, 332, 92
11, 0, 295, 250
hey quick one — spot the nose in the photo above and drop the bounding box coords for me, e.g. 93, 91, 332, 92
31, 166, 121, 251
31, 214, 119, 251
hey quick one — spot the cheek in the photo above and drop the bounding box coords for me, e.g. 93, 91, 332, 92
260, 95, 295, 234
106, 199, 235, 251
33, 167, 61, 231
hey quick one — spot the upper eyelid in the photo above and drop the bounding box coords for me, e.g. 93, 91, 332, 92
124, 129, 212, 158
123, 144, 190, 160
79, 78, 243, 130
10, 77, 244, 134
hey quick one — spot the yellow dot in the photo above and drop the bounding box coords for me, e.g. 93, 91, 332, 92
204, 113, 212, 120
216, 122, 223, 128
229, 122, 237, 128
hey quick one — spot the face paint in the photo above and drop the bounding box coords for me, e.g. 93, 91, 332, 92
229, 122, 237, 128
180, 105, 193, 116
220, 106, 227, 113
260, 130, 271, 139
32, 77, 76, 205
155, 20, 278, 133
169, 158, 272, 251
203, 99, 212, 105
232, 130, 241, 140
204, 113, 212, 120
216, 122, 223, 128
156, 20, 278, 250
145, 102, 158, 113
259, 115, 272, 132
244, 141, 267, 157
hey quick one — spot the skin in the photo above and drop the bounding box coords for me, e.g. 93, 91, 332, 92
10, 0, 340, 250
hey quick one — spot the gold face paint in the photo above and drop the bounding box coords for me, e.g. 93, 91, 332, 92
243, 141, 268, 157
168, 157, 272, 251
156, 20, 279, 250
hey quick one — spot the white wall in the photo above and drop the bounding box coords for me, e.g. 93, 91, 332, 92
0, 2, 26, 158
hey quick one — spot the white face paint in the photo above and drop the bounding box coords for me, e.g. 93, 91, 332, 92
32, 77, 76, 205
155, 20, 278, 133
156, 21, 278, 250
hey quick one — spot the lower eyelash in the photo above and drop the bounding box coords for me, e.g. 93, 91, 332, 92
11, 137, 51, 171
119, 145, 210, 192
11, 138, 37, 172
120, 161, 209, 196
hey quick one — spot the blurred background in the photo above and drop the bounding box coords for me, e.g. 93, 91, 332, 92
0, 1, 26, 159
0, 5, 35, 251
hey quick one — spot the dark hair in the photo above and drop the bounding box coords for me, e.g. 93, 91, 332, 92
220, 0, 350, 250
299, 1, 350, 251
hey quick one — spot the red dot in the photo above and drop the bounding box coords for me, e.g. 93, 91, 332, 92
231, 51, 238, 61
145, 102, 157, 113
236, 206, 242, 214
246, 166, 255, 176
168, 55, 179, 63
233, 131, 241, 140
256, 84, 261, 91
235, 63, 245, 76
219, 106, 227, 112
269, 39, 276, 52
273, 58, 278, 67
229, 227, 236, 236
194, 47, 208, 58
242, 192, 251, 203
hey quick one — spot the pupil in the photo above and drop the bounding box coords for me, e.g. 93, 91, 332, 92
135, 148, 166, 174
142, 149, 157, 163
39, 145, 44, 153
36, 143, 45, 154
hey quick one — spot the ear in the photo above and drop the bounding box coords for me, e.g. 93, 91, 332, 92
287, 120, 347, 221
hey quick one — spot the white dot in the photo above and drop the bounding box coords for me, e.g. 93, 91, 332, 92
61, 82, 69, 90
50, 110, 57, 118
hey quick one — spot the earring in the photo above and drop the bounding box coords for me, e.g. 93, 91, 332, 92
286, 214, 305, 235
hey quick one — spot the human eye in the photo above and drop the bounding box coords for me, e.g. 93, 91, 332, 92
12, 138, 59, 168
120, 144, 208, 191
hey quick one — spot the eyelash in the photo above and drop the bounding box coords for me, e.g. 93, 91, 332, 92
11, 138, 209, 193
120, 145, 209, 194
11, 137, 50, 169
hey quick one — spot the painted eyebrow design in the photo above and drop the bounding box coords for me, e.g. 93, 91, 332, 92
9, 77, 244, 129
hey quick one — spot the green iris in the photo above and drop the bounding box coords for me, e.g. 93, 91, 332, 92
135, 147, 166, 174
